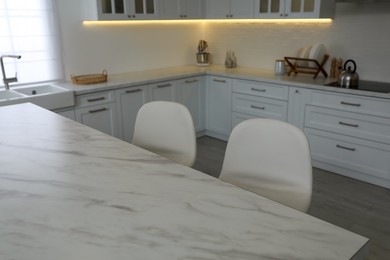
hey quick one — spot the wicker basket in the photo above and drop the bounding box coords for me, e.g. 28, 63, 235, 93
71, 70, 108, 85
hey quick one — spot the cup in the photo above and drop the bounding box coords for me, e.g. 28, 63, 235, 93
274, 60, 286, 75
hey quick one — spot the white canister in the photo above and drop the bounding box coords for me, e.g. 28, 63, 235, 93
274, 60, 286, 75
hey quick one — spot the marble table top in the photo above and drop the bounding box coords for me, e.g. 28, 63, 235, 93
0, 103, 368, 260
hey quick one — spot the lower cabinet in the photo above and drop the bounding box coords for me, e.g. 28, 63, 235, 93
54, 107, 76, 120
116, 85, 148, 143
177, 76, 205, 133
205, 76, 232, 140
75, 90, 118, 137
148, 80, 176, 101
231, 79, 289, 129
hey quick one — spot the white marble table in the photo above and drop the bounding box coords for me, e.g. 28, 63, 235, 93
0, 103, 368, 260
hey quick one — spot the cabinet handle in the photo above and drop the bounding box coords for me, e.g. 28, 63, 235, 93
340, 101, 361, 107
185, 79, 199, 84
157, 83, 172, 88
251, 87, 266, 92
251, 105, 265, 110
339, 121, 359, 128
89, 108, 107, 114
336, 144, 356, 152
87, 97, 105, 102
126, 89, 142, 94
295, 90, 300, 94
213, 79, 226, 83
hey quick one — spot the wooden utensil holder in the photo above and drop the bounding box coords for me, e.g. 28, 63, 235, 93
284, 54, 329, 79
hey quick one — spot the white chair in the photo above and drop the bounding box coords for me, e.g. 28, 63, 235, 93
132, 101, 197, 167
219, 118, 312, 212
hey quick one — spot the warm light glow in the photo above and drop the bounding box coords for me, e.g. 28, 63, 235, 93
83, 18, 333, 26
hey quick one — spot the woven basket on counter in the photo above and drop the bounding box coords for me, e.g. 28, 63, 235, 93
71, 70, 108, 85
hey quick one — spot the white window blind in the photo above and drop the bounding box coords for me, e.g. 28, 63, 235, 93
0, 0, 63, 87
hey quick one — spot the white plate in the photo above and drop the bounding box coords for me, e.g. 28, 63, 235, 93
308, 43, 325, 67
296, 47, 310, 67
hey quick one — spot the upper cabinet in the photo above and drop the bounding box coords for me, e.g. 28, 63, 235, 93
206, 0, 255, 19
96, 0, 158, 20
159, 0, 204, 19
254, 0, 335, 19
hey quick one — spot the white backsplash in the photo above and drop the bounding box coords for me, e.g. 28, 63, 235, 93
57, 1, 390, 82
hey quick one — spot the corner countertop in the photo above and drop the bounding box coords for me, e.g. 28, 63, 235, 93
0, 103, 368, 260
56, 65, 390, 100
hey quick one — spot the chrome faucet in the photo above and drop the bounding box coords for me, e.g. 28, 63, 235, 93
1, 55, 22, 90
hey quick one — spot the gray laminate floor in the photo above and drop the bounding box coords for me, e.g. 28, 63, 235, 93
193, 136, 390, 260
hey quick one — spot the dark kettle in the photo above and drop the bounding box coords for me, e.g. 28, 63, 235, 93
338, 59, 359, 88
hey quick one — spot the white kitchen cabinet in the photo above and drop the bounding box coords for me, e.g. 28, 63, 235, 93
75, 91, 118, 137
303, 90, 390, 189
206, 0, 255, 19
55, 108, 76, 121
148, 80, 176, 101
177, 76, 205, 132
287, 86, 311, 130
231, 79, 289, 128
116, 85, 148, 143
205, 76, 232, 140
254, 0, 335, 19
91, 0, 158, 20
159, 0, 204, 19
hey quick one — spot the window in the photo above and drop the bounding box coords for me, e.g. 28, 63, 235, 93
0, 0, 63, 87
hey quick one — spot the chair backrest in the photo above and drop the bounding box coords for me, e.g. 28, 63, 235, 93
132, 101, 196, 167
220, 118, 312, 212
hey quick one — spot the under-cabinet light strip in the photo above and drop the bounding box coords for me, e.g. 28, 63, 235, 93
83, 19, 332, 26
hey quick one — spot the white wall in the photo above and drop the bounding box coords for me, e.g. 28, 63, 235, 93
204, 3, 390, 82
56, 0, 204, 78
57, 2, 390, 82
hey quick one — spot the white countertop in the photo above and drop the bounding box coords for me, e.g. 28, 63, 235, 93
0, 103, 368, 260
58, 65, 390, 100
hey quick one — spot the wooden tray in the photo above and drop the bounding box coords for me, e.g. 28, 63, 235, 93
71, 70, 107, 85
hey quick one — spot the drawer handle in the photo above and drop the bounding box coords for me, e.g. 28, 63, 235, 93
87, 97, 105, 102
251, 87, 266, 92
126, 89, 142, 94
213, 79, 226, 83
157, 83, 172, 88
340, 101, 361, 107
336, 144, 356, 152
89, 108, 107, 113
339, 121, 359, 128
251, 105, 265, 110
185, 79, 198, 84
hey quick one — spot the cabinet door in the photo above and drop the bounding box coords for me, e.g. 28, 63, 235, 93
97, 0, 129, 20
56, 108, 76, 121
181, 0, 204, 19
159, 0, 179, 19
127, 0, 158, 19
284, 0, 319, 18
255, 0, 286, 18
287, 87, 311, 130
177, 77, 205, 132
206, 76, 232, 139
230, 0, 255, 18
205, 0, 230, 19
148, 81, 176, 101
116, 86, 148, 143
75, 103, 118, 137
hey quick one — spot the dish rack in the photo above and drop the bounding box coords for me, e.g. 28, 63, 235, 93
71, 70, 108, 85
284, 54, 329, 79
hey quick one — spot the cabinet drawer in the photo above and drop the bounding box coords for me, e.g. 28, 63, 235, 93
233, 79, 289, 101
76, 91, 115, 108
232, 93, 287, 121
310, 91, 390, 117
305, 128, 390, 181
305, 106, 390, 144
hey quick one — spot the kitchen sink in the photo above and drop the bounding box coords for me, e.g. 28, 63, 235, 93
0, 84, 75, 110
0, 89, 26, 100
14, 84, 68, 96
